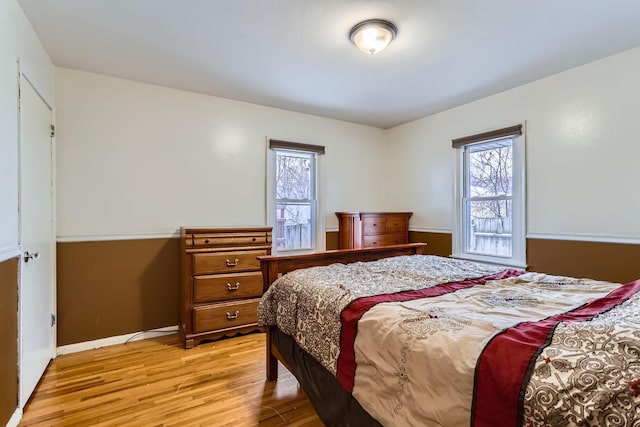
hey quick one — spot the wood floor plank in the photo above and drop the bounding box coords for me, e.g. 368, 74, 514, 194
19, 333, 324, 426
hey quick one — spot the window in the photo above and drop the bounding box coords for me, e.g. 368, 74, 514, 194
453, 125, 526, 267
268, 139, 324, 252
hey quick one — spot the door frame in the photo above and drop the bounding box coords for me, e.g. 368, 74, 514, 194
17, 59, 57, 409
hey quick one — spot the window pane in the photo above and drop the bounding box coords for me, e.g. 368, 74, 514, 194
276, 151, 312, 200
464, 199, 512, 257
468, 141, 512, 197
275, 203, 313, 250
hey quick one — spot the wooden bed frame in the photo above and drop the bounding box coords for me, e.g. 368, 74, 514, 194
258, 243, 427, 380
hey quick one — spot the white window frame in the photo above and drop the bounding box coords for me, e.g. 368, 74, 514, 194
453, 128, 526, 268
266, 141, 323, 255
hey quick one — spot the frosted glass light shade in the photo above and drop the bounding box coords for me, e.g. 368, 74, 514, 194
349, 19, 397, 55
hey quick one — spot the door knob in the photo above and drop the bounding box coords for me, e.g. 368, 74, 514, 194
23, 251, 39, 262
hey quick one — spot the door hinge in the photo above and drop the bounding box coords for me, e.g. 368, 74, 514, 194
50, 124, 55, 137
51, 313, 56, 327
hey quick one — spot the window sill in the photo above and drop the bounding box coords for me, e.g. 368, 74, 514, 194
273, 248, 317, 256
450, 253, 528, 270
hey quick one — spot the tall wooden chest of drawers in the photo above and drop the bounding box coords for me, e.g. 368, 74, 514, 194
336, 212, 412, 250
180, 227, 272, 348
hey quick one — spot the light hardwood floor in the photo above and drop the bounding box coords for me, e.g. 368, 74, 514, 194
19, 333, 324, 426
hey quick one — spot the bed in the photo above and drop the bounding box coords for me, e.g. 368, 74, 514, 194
257, 244, 640, 426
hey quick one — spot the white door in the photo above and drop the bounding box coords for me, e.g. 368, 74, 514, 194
19, 74, 55, 408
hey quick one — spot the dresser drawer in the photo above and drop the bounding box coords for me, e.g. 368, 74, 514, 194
192, 250, 266, 275
188, 232, 271, 248
363, 232, 407, 248
193, 271, 263, 303
362, 216, 386, 235
385, 215, 408, 232
180, 227, 272, 348
193, 299, 260, 333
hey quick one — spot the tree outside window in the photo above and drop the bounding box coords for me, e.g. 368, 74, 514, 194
274, 150, 316, 251
464, 139, 513, 257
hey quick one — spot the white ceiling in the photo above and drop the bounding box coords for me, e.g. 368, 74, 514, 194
18, 0, 640, 129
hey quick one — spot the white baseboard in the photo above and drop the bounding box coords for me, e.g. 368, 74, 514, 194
56, 325, 179, 355
6, 408, 22, 427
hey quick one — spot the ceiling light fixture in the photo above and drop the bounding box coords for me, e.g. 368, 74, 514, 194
349, 19, 397, 55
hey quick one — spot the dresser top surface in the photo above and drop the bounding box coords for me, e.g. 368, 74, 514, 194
335, 212, 412, 217
181, 226, 272, 234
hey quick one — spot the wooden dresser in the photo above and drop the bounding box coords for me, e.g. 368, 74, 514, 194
180, 227, 272, 348
336, 212, 412, 249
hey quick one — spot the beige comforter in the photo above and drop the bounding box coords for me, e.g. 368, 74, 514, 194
258, 255, 640, 426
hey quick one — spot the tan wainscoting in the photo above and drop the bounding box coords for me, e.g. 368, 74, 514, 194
527, 238, 640, 284
409, 231, 453, 257
57, 238, 180, 346
0, 257, 18, 426
408, 231, 640, 283
57, 234, 640, 347
325, 231, 339, 251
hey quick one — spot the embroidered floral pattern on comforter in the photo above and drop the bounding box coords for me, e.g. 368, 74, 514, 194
259, 254, 640, 426
523, 288, 640, 427
350, 273, 638, 426
258, 255, 505, 374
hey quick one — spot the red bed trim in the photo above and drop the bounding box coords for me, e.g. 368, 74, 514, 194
471, 278, 640, 427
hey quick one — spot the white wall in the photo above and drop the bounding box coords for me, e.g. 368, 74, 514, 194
55, 68, 388, 241
385, 47, 640, 243
53, 40, 640, 245
0, 0, 54, 258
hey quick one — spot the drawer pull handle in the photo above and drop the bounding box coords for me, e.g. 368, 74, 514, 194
226, 311, 239, 320
226, 258, 239, 267
204, 239, 210, 244
227, 282, 240, 291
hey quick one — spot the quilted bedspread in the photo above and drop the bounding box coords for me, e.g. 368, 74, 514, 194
258, 255, 640, 426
